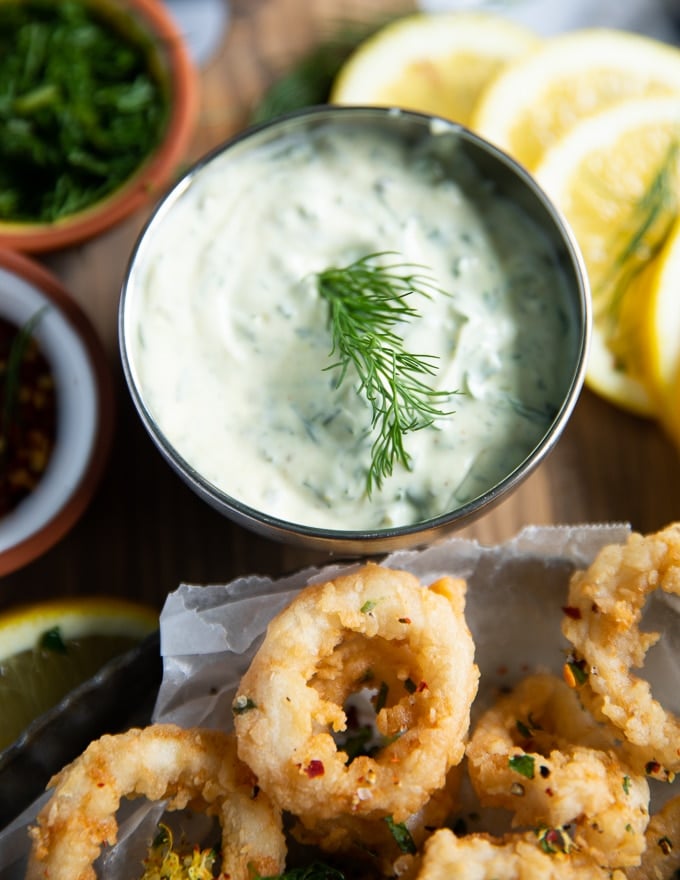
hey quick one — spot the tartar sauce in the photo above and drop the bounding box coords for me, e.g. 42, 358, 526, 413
127, 117, 577, 530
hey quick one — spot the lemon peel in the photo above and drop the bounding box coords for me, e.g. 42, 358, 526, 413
331, 11, 540, 126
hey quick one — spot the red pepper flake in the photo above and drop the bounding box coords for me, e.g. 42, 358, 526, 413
398, 617, 411, 624
0, 314, 57, 518
416, 680, 428, 693
562, 605, 582, 620
302, 759, 325, 779
645, 761, 675, 782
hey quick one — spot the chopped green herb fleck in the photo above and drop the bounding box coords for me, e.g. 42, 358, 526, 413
508, 754, 535, 780
516, 719, 532, 739
360, 599, 378, 614
252, 861, 345, 880
39, 626, 67, 654
340, 725, 374, 763
566, 659, 588, 686
384, 816, 417, 854
623, 775, 632, 795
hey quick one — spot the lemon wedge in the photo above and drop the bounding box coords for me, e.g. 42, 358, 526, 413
617, 217, 680, 447
628, 218, 680, 404
0, 597, 157, 750
535, 96, 680, 417
473, 28, 680, 170
330, 11, 540, 126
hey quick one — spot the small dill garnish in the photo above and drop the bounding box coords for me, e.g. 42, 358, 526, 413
596, 139, 679, 324
314, 252, 458, 495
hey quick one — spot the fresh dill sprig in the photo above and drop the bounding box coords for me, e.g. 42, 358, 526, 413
595, 139, 679, 324
315, 252, 457, 495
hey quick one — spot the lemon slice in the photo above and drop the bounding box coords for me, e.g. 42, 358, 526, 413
627, 218, 680, 404
535, 96, 680, 416
330, 11, 541, 126
0, 597, 157, 750
473, 28, 680, 170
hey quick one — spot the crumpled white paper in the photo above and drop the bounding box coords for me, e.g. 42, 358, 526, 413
3, 523, 680, 879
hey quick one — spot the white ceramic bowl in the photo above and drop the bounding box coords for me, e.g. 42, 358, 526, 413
0, 250, 113, 575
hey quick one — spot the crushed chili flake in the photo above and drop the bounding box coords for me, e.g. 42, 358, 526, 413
645, 761, 676, 783
302, 759, 325, 779
563, 658, 588, 688
0, 314, 57, 517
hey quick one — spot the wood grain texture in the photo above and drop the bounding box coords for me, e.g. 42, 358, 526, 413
2, 0, 679, 609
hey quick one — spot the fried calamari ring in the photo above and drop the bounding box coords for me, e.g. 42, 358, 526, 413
233, 564, 479, 824
292, 764, 463, 878
466, 674, 649, 867
26, 724, 286, 880
561, 523, 680, 775
415, 829, 612, 880
625, 795, 680, 880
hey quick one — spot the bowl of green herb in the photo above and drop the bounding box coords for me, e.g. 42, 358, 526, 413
119, 106, 590, 554
0, 249, 114, 575
0, 0, 198, 253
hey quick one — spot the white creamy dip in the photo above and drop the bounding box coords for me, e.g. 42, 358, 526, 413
127, 117, 577, 530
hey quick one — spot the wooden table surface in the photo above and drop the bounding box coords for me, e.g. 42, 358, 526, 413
2, 0, 680, 613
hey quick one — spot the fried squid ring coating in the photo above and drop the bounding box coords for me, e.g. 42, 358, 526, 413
233, 564, 479, 824
466, 674, 649, 868
26, 724, 286, 880
561, 523, 680, 775
625, 795, 680, 880
415, 829, 612, 880
292, 764, 463, 878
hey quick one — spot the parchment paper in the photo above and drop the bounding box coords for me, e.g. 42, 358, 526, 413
2, 523, 679, 878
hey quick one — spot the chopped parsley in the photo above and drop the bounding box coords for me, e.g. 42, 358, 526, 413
39, 626, 67, 654
0, 0, 169, 223
508, 754, 535, 780
384, 816, 417, 854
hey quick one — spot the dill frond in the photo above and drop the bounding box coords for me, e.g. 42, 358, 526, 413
315, 252, 458, 495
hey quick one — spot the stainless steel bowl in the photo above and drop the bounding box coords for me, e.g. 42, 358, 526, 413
119, 106, 590, 555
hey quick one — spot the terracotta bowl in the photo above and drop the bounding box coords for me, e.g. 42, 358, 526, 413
0, 250, 114, 576
0, 0, 198, 253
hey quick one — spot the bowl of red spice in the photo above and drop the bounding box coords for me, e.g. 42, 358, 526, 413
0, 0, 198, 253
0, 249, 114, 575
